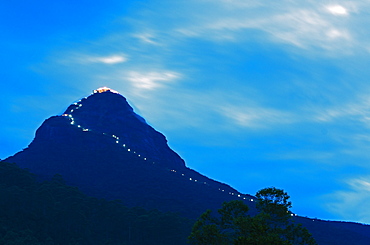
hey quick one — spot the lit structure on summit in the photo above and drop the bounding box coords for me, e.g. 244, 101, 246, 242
93, 87, 119, 94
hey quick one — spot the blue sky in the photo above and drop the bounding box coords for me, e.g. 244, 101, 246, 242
2, 0, 370, 223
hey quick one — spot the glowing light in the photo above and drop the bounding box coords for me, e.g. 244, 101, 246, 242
93, 87, 119, 94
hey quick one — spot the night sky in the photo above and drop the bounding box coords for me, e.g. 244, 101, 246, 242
2, 0, 370, 224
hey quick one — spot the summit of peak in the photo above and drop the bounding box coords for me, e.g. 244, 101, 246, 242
57, 88, 185, 169
93, 87, 120, 94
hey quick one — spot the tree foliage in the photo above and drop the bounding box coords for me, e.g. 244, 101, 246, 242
189, 187, 317, 245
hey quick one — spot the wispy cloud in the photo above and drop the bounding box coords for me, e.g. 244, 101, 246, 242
269, 9, 352, 49
126, 71, 180, 90
88, 55, 128, 64
133, 32, 160, 45
313, 96, 370, 123
68, 54, 128, 65
218, 105, 296, 129
167, 0, 366, 53
325, 177, 370, 223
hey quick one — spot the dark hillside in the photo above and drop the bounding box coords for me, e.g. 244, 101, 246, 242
0, 161, 193, 245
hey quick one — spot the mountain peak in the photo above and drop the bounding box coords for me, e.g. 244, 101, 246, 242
6, 88, 253, 217
58, 89, 185, 169
63, 87, 137, 121
92, 86, 120, 94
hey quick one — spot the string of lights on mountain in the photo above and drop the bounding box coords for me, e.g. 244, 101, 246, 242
65, 87, 260, 204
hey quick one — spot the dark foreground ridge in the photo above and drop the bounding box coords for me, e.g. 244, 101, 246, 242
0, 161, 193, 245
5, 87, 370, 244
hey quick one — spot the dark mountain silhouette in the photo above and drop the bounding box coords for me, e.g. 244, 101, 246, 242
6, 87, 255, 219
5, 87, 370, 244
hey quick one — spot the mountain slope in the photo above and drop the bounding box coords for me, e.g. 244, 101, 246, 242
6, 88, 254, 218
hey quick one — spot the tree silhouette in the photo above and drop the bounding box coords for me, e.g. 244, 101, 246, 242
189, 187, 317, 245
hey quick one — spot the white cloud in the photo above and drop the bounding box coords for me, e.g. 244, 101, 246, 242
126, 71, 180, 90
326, 5, 349, 16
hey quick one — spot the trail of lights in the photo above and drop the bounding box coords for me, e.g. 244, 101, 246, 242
61, 91, 255, 203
